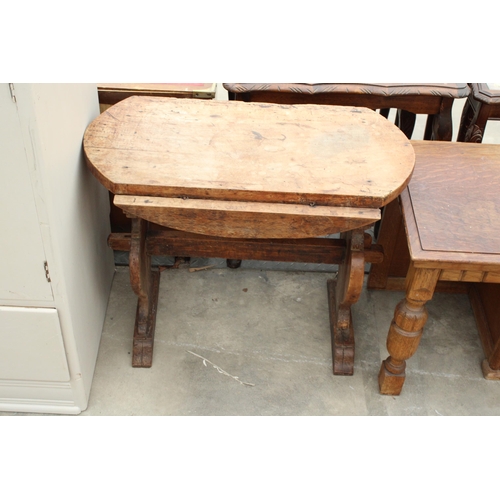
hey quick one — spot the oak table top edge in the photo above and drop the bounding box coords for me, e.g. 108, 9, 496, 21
83, 96, 415, 210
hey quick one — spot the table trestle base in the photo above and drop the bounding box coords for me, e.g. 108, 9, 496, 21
124, 219, 373, 374
327, 229, 365, 375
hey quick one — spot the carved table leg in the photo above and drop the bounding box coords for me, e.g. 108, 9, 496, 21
430, 97, 453, 141
465, 104, 490, 143
457, 97, 476, 142
379, 265, 440, 395
328, 228, 365, 375
396, 109, 417, 139
130, 218, 160, 367
457, 94, 493, 143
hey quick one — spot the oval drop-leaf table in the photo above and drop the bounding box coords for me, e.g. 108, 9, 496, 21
84, 96, 415, 374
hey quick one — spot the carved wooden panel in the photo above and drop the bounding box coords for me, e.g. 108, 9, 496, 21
469, 83, 500, 105
223, 83, 470, 98
439, 270, 500, 283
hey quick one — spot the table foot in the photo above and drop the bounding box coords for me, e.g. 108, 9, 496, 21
482, 359, 500, 380
328, 279, 354, 375
379, 358, 406, 395
379, 265, 439, 395
378, 299, 426, 395
132, 268, 160, 367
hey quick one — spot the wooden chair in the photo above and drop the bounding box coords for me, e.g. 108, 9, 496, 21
457, 83, 500, 143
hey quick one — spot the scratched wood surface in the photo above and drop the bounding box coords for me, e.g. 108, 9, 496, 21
83, 96, 414, 209
408, 141, 500, 262
114, 195, 380, 239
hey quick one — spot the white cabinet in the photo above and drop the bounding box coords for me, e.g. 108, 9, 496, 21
0, 84, 115, 414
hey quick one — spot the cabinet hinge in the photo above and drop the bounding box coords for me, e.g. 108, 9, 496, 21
44, 261, 51, 282
9, 83, 16, 103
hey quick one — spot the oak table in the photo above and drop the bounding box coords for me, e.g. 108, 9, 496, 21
378, 141, 500, 395
224, 83, 470, 141
458, 83, 500, 143
83, 96, 414, 375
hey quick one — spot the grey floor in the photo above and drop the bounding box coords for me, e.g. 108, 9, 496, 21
82, 266, 500, 416
10, 86, 500, 416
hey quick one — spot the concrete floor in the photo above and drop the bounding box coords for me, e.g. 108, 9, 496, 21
82, 266, 500, 416
6, 86, 500, 416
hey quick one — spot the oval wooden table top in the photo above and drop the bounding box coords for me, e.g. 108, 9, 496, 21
83, 96, 415, 209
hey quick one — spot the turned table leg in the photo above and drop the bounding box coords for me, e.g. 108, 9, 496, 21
130, 218, 160, 367
379, 265, 440, 395
328, 228, 365, 375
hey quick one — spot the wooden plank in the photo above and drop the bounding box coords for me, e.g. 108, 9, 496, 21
114, 195, 380, 239
439, 269, 463, 281
97, 83, 216, 105
484, 272, 500, 283
461, 270, 486, 282
84, 97, 415, 209
107, 229, 385, 265
384, 277, 468, 293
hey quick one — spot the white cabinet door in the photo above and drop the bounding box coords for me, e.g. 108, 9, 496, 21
0, 306, 70, 382
0, 84, 53, 302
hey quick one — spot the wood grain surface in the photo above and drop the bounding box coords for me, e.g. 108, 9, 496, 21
407, 141, 500, 260
114, 195, 380, 239
83, 97, 414, 209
